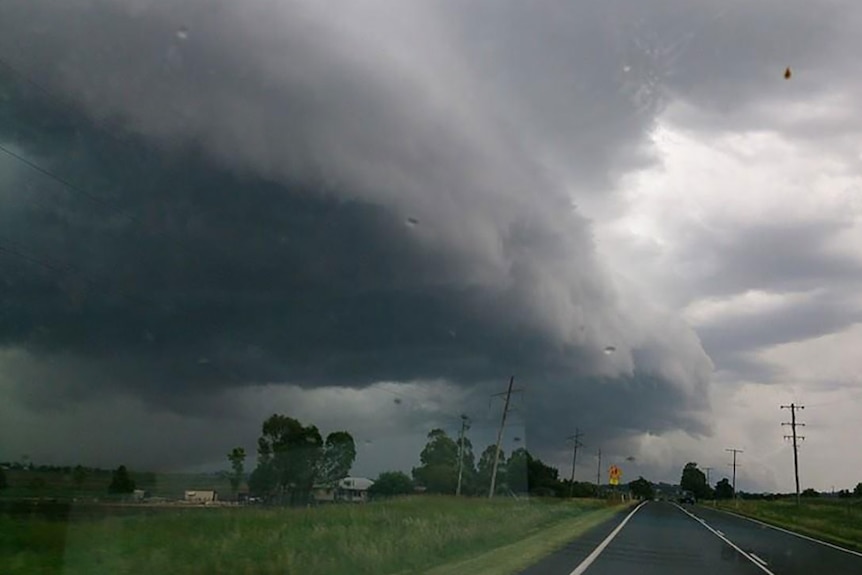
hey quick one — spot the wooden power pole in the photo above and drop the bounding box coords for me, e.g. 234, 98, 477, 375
488, 376, 516, 498
781, 403, 806, 506
567, 428, 584, 498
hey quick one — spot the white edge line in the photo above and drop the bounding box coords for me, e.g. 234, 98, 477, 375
713, 507, 862, 559
750, 553, 768, 567
674, 503, 776, 575
568, 501, 647, 575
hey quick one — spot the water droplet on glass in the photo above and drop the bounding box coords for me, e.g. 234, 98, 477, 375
177, 26, 189, 41
393, 397, 402, 405
406, 217, 419, 227
603, 346, 616, 355
197, 357, 210, 365
623, 65, 632, 73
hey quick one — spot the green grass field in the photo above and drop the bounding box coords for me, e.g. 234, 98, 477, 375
1, 496, 624, 575
1, 468, 231, 500
715, 498, 862, 551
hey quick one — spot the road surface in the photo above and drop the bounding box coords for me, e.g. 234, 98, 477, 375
520, 501, 862, 574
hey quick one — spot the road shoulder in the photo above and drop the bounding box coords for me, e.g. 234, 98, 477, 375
424, 502, 633, 575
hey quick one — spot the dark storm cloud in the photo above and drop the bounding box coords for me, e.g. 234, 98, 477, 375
667, 216, 862, 381
679, 219, 862, 298
0, 0, 737, 468
699, 292, 862, 357
697, 290, 862, 382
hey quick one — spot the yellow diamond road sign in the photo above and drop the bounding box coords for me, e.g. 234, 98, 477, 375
608, 465, 622, 485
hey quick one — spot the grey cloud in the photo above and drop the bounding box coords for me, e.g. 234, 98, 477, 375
697, 290, 862, 372
679, 220, 862, 298
668, 218, 862, 381
0, 0, 720, 469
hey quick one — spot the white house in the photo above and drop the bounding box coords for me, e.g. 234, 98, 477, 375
184, 489, 218, 504
313, 477, 374, 503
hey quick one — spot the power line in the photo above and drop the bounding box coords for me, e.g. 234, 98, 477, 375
781, 403, 806, 506
566, 428, 584, 497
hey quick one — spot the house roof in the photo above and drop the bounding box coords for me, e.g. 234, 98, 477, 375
338, 477, 374, 491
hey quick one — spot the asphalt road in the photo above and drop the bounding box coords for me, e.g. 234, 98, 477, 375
520, 501, 862, 575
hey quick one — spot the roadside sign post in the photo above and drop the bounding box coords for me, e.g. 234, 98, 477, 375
609, 465, 622, 501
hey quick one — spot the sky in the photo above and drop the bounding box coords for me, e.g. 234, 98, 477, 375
1, 0, 861, 493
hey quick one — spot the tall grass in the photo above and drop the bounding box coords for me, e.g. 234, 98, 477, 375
2, 496, 610, 575
717, 498, 862, 551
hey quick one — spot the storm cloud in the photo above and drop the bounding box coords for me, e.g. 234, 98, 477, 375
2, 0, 861, 489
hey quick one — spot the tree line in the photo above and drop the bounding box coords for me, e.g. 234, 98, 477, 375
676, 462, 862, 500
226, 415, 607, 502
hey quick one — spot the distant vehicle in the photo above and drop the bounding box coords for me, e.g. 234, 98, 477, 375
679, 491, 696, 505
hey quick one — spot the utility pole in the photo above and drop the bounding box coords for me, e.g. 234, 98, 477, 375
566, 429, 584, 498
726, 448, 743, 507
781, 403, 806, 506
703, 466, 714, 508
489, 376, 516, 498
456, 414, 470, 496
596, 448, 602, 497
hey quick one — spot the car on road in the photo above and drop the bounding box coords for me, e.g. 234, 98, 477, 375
679, 491, 696, 505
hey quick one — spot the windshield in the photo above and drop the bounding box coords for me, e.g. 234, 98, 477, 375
2, 1, 861, 574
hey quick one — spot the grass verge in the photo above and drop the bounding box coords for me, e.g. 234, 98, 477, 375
1, 496, 624, 575
425, 502, 630, 575
714, 499, 862, 552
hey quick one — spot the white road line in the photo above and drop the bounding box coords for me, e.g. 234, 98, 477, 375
568, 501, 647, 575
750, 553, 768, 567
713, 507, 862, 559
674, 504, 776, 575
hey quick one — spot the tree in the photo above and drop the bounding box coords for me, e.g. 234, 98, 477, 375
369, 471, 414, 498
412, 429, 459, 493
227, 447, 246, 498
629, 476, 655, 500
0, 467, 7, 490
248, 461, 276, 497
714, 478, 734, 500
527, 456, 561, 496
506, 448, 531, 493
72, 465, 88, 488
108, 465, 136, 494
854, 482, 862, 498
680, 462, 712, 500
454, 434, 477, 495
801, 487, 819, 498
477, 445, 506, 495
254, 414, 323, 505
505, 448, 562, 495
317, 432, 357, 488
